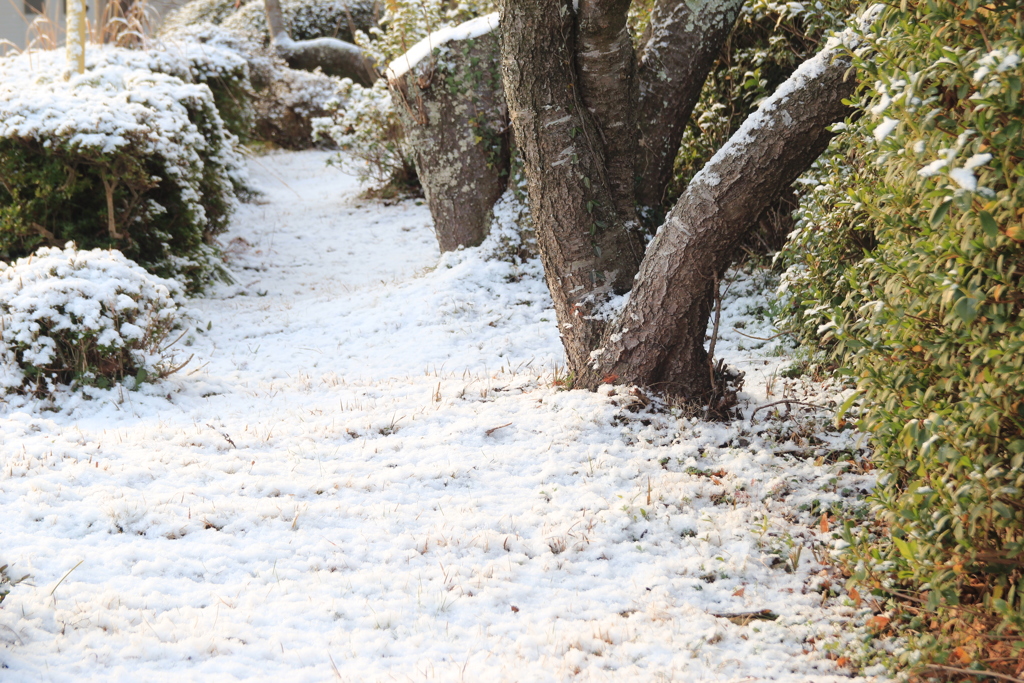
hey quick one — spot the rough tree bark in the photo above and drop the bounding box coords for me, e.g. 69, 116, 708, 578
498, 0, 855, 402
263, 0, 377, 85
635, 0, 744, 214
389, 27, 509, 252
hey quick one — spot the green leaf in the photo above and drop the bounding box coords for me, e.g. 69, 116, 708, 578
930, 200, 952, 227
954, 296, 979, 324
979, 211, 999, 239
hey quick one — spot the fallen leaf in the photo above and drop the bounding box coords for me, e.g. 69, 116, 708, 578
732, 587, 745, 597
820, 513, 830, 534
849, 587, 862, 607
953, 646, 971, 664
867, 615, 890, 630
510, 605, 519, 613
836, 657, 850, 668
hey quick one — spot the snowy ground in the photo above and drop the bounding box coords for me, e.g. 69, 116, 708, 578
0, 151, 884, 681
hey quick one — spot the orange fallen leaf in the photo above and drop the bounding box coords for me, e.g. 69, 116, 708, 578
733, 587, 745, 597
849, 587, 862, 607
820, 514, 830, 534
868, 615, 890, 630
836, 657, 850, 668
953, 646, 971, 664
510, 605, 520, 613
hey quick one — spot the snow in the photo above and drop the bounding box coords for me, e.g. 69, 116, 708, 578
0, 151, 884, 681
386, 13, 500, 80
948, 167, 978, 191
872, 117, 898, 142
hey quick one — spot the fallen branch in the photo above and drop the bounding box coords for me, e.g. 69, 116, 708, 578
750, 400, 830, 421
731, 328, 795, 342
486, 422, 512, 436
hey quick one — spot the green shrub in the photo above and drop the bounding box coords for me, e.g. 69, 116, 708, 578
0, 47, 247, 292
0, 244, 189, 400
780, 0, 1024, 673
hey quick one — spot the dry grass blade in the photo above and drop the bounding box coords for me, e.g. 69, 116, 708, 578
48, 560, 84, 598
925, 664, 1024, 683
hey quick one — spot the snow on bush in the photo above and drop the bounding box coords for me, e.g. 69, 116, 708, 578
161, 0, 379, 46
0, 244, 187, 399
164, 22, 344, 149
0, 46, 246, 292
312, 78, 416, 192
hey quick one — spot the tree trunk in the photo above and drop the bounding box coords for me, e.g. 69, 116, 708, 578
263, 0, 377, 85
389, 26, 509, 252
498, 0, 855, 402
66, 0, 87, 74
635, 0, 743, 215
580, 49, 855, 397
499, 0, 646, 372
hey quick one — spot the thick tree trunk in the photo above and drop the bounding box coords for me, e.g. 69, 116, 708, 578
579, 49, 855, 398
388, 27, 509, 252
263, 0, 377, 85
635, 0, 743, 214
499, 0, 646, 372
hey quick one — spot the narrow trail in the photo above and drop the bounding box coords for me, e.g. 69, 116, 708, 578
0, 152, 882, 681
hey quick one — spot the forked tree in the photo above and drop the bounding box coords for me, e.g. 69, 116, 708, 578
496, 0, 855, 403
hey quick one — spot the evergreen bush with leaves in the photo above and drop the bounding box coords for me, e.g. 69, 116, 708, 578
779, 0, 1024, 673
0, 47, 247, 293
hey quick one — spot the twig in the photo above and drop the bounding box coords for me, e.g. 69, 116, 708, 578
925, 664, 1024, 683
703, 273, 724, 421
707, 272, 723, 391
750, 399, 830, 421
732, 328, 794, 342
485, 422, 512, 436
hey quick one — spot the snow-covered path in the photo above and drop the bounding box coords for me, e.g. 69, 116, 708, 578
0, 152, 881, 681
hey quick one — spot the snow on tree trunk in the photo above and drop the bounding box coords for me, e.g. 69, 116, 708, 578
388, 15, 509, 253
66, 0, 87, 74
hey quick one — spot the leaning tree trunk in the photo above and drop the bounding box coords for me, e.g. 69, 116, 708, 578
388, 18, 510, 252
263, 0, 377, 85
498, 0, 854, 402
579, 50, 855, 398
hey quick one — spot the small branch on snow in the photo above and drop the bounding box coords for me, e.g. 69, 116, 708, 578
750, 400, 831, 422
486, 422, 512, 436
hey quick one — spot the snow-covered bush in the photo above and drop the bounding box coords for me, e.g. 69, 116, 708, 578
164, 22, 343, 148
161, 0, 379, 46
253, 64, 340, 148
313, 78, 417, 194
0, 245, 188, 399
147, 32, 259, 140
0, 47, 246, 292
